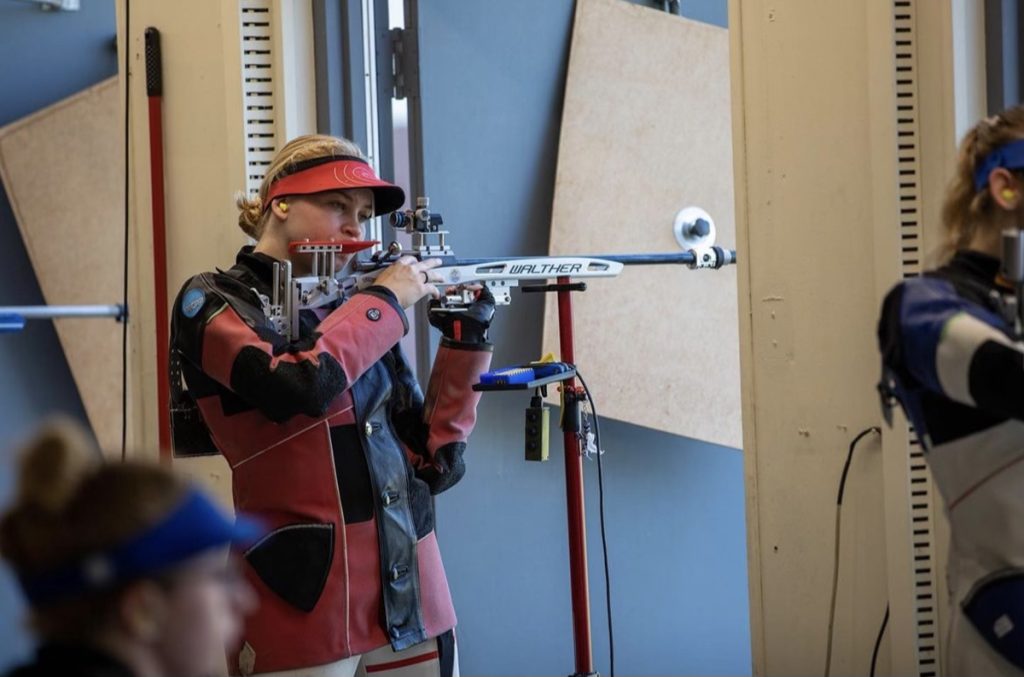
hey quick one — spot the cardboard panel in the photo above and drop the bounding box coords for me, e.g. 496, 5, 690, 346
543, 0, 740, 448
0, 78, 123, 452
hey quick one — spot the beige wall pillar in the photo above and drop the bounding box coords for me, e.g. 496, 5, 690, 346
732, 0, 958, 674
115, 0, 315, 500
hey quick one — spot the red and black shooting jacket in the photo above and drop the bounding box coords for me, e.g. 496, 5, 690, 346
171, 247, 491, 674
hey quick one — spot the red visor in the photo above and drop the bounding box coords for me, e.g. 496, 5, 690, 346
263, 157, 406, 215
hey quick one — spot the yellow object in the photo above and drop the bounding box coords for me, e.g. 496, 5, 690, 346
1002, 190, 1017, 201
278, 201, 289, 212
533, 352, 557, 364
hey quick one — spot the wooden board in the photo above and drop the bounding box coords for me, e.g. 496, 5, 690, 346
543, 0, 740, 448
0, 78, 123, 452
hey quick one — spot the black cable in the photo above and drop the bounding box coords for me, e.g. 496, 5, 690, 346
574, 369, 614, 677
837, 427, 878, 505
121, 0, 130, 461
824, 426, 881, 677
869, 603, 889, 677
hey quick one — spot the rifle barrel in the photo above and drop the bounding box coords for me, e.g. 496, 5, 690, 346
450, 250, 736, 267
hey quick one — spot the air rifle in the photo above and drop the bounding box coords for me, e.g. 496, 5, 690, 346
260, 197, 736, 341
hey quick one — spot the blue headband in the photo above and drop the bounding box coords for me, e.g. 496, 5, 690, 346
19, 487, 264, 606
974, 139, 1024, 191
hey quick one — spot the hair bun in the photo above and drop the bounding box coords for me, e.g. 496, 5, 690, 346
15, 417, 100, 515
235, 192, 264, 239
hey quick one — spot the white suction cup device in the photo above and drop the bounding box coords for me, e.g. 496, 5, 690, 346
673, 206, 716, 249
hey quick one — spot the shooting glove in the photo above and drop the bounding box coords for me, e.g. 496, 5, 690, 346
428, 285, 495, 345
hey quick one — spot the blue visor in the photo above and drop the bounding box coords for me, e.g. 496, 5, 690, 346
974, 138, 1024, 191
19, 487, 264, 606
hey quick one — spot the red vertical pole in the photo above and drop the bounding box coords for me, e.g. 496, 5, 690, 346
145, 28, 171, 463
556, 276, 594, 676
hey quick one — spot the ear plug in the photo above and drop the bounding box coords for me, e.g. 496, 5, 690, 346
278, 201, 289, 212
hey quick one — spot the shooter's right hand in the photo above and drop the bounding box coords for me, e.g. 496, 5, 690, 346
372, 256, 443, 309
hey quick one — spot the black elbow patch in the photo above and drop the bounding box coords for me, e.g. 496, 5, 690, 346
969, 340, 1024, 419
230, 347, 348, 422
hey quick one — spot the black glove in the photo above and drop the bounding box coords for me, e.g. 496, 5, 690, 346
428, 285, 495, 344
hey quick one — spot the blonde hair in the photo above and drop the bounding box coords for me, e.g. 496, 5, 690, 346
939, 106, 1024, 260
236, 134, 367, 239
0, 418, 187, 640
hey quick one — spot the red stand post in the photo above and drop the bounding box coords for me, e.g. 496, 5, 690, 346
145, 27, 171, 463
556, 276, 595, 677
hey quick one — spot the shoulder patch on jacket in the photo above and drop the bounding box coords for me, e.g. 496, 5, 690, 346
181, 288, 206, 318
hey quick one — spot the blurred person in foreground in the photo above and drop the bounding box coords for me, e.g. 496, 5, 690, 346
0, 418, 260, 677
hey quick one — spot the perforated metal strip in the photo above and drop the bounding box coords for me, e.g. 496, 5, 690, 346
893, 2, 941, 674
241, 0, 277, 196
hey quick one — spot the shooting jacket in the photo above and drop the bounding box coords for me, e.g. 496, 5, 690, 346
171, 247, 491, 675
879, 250, 1024, 675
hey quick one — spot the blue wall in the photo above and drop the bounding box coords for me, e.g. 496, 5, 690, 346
416, 1, 748, 675
0, 1, 117, 666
